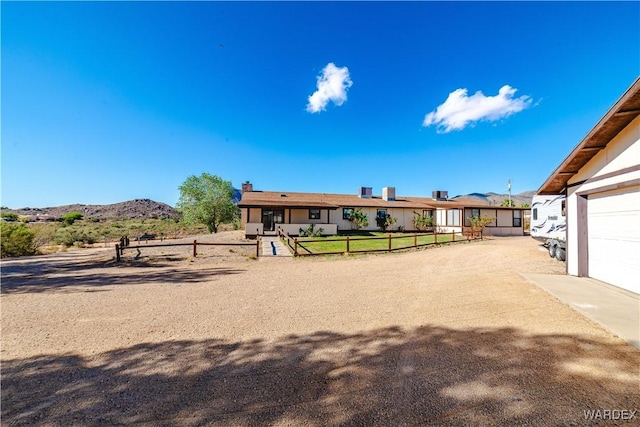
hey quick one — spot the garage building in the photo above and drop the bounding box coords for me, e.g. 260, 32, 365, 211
537, 78, 640, 294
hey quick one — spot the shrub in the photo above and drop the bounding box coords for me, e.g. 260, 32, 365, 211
62, 212, 84, 225
299, 224, 324, 237
1, 223, 36, 257
468, 215, 495, 230
413, 212, 434, 231
376, 214, 397, 231
348, 209, 369, 230
1, 212, 19, 222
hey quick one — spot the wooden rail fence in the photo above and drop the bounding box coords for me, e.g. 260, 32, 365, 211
115, 239, 261, 262
277, 227, 482, 257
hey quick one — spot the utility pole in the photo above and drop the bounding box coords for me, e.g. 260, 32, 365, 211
508, 179, 512, 207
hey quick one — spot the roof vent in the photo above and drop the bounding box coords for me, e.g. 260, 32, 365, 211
432, 190, 448, 201
280, 194, 287, 197
382, 187, 396, 201
358, 187, 373, 199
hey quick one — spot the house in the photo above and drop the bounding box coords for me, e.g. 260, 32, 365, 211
238, 182, 525, 238
537, 77, 640, 294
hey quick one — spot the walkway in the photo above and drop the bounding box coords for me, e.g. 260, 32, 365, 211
260, 236, 293, 257
521, 273, 640, 349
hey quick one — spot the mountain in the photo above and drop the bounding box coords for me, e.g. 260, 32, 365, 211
3, 199, 180, 220
451, 191, 535, 207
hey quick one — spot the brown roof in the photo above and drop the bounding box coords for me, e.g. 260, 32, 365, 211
538, 77, 640, 195
239, 191, 523, 211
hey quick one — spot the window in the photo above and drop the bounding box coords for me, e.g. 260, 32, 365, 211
513, 210, 522, 227
471, 208, 480, 218
309, 209, 321, 220
561, 200, 566, 217
447, 209, 460, 226
377, 209, 387, 219
533, 208, 538, 221
422, 210, 433, 218
343, 208, 354, 220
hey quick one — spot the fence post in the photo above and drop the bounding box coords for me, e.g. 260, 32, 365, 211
346, 235, 350, 253
388, 233, 392, 252
414, 233, 417, 247
294, 238, 298, 256
435, 231, 438, 245
115, 244, 121, 262
452, 231, 455, 242
256, 237, 260, 257
193, 240, 197, 257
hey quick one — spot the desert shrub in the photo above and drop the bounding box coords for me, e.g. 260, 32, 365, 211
1, 223, 36, 257
299, 224, 324, 237
413, 212, 434, 231
468, 215, 495, 230
376, 214, 397, 231
1, 212, 19, 222
62, 212, 84, 225
348, 209, 369, 230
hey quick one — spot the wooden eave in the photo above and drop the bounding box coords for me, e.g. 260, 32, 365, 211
537, 78, 640, 195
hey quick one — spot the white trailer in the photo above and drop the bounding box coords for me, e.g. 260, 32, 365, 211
531, 194, 567, 261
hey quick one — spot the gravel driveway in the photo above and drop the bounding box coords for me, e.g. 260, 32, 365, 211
2, 234, 638, 426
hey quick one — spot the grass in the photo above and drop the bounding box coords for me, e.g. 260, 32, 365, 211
290, 232, 459, 255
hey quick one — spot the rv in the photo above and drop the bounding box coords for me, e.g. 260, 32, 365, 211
531, 194, 567, 261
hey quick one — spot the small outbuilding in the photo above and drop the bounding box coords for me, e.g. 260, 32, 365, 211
537, 78, 640, 294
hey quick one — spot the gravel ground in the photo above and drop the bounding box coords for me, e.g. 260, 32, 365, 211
1, 234, 638, 426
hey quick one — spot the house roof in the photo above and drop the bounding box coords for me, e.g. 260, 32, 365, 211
239, 190, 524, 211
537, 77, 640, 195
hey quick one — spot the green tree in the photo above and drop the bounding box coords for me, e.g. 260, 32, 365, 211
177, 173, 239, 233
376, 214, 397, 231
1, 223, 36, 257
501, 199, 516, 207
519, 203, 530, 209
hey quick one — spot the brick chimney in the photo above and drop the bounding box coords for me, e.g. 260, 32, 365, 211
242, 181, 253, 194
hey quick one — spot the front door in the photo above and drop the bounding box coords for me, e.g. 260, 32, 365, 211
262, 209, 284, 232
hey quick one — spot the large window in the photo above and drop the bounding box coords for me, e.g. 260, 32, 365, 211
471, 208, 480, 218
447, 209, 460, 226
343, 208, 354, 220
513, 210, 522, 227
309, 209, 321, 220
533, 208, 538, 221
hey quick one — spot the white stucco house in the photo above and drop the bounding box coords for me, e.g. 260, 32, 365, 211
537, 78, 640, 294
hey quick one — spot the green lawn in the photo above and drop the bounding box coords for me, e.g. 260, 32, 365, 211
289, 232, 459, 255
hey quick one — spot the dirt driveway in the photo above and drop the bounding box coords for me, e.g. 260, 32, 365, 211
2, 236, 638, 426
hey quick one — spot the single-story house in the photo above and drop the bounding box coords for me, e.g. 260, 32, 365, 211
238, 182, 526, 238
537, 77, 640, 294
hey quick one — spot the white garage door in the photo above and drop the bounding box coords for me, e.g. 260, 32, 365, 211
587, 186, 640, 294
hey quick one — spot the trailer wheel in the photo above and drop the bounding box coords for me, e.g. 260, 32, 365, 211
555, 247, 566, 262
548, 244, 556, 258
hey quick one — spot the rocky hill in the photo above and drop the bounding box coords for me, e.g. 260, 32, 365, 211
451, 191, 535, 207
3, 199, 180, 220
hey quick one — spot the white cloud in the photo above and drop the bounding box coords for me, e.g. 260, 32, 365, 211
422, 85, 532, 133
306, 63, 353, 113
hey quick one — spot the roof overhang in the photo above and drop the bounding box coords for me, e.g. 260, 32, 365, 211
537, 78, 640, 195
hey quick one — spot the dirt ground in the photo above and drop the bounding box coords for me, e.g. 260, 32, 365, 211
2, 234, 639, 426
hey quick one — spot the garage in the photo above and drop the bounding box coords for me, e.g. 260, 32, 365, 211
587, 186, 640, 293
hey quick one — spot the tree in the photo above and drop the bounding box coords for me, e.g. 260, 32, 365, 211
177, 173, 239, 233
519, 203, 530, 209
501, 199, 516, 207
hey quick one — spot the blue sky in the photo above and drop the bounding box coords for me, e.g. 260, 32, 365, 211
2, 1, 638, 208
